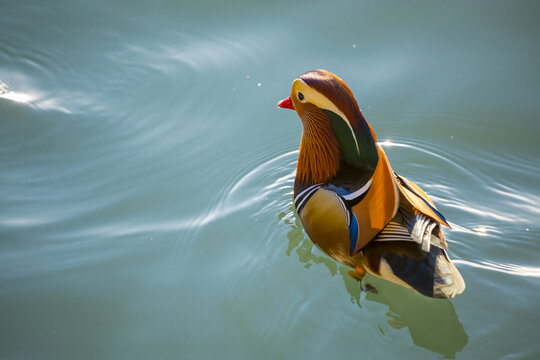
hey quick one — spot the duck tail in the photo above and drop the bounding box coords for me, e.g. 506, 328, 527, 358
431, 247, 466, 298
363, 211, 465, 298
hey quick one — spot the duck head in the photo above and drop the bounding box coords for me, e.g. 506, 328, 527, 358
278, 69, 379, 190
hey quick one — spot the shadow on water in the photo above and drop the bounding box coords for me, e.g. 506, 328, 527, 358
279, 205, 468, 359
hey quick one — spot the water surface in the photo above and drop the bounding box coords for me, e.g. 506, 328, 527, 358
1, 1, 540, 359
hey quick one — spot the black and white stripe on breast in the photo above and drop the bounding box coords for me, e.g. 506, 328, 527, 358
294, 184, 322, 214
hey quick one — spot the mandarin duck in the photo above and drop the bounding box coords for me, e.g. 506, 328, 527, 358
278, 69, 465, 298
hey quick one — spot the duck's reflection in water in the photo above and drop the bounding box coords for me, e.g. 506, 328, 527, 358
280, 209, 468, 359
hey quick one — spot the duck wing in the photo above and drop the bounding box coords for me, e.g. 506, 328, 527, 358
394, 173, 450, 228
361, 201, 465, 298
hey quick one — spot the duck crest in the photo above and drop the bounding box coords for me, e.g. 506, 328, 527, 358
294, 71, 379, 195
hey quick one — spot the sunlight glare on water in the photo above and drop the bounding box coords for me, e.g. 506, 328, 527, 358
1, 0, 540, 359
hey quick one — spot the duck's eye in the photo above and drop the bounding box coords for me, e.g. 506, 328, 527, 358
298, 92, 304, 101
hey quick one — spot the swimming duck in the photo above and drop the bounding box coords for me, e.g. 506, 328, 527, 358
277, 69, 465, 298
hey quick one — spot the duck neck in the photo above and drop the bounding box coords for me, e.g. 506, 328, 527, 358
295, 112, 340, 195
294, 110, 379, 195
324, 109, 379, 172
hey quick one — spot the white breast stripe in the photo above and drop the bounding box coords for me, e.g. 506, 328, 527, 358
295, 184, 320, 208
296, 185, 321, 212
295, 184, 321, 202
335, 196, 350, 226
342, 177, 373, 201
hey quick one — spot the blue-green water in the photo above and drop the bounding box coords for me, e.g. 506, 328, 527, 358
1, 1, 539, 359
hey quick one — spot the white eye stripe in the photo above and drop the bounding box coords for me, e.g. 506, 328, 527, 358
294, 78, 360, 155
